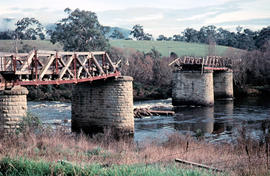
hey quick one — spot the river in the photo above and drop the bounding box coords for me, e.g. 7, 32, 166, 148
28, 97, 270, 143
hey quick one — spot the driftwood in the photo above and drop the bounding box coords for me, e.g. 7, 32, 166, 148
134, 108, 175, 118
175, 158, 224, 172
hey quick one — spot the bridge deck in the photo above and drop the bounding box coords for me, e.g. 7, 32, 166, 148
0, 50, 120, 87
169, 56, 233, 71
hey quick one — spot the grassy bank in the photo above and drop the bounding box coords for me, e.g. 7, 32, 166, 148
0, 124, 269, 176
0, 157, 211, 176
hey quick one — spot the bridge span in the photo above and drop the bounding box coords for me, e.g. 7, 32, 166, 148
0, 50, 120, 87
0, 50, 133, 137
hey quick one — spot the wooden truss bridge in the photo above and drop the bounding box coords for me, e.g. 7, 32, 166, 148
0, 50, 120, 87
169, 56, 233, 71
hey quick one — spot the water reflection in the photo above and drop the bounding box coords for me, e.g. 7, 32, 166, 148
173, 100, 235, 136
173, 106, 214, 134
213, 101, 234, 134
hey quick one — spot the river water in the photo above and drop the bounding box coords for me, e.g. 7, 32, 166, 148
28, 97, 270, 143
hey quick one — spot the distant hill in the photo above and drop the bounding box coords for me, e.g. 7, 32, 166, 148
0, 39, 242, 57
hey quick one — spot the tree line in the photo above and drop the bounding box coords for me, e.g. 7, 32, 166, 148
131, 24, 270, 51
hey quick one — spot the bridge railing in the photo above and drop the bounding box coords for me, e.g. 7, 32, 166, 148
0, 50, 120, 86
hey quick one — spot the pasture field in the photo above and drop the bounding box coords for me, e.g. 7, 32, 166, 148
0, 39, 241, 57
110, 39, 241, 57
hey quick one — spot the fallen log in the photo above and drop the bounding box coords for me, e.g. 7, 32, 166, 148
175, 158, 224, 172
134, 108, 175, 118
149, 110, 175, 116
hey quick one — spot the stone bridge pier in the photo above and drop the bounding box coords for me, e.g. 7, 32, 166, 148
0, 86, 28, 134
172, 70, 233, 106
71, 76, 134, 137
172, 70, 214, 106
213, 70, 234, 100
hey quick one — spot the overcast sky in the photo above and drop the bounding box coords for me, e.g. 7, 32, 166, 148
0, 0, 270, 37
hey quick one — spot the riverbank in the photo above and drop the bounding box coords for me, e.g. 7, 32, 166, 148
0, 158, 211, 176
0, 123, 269, 176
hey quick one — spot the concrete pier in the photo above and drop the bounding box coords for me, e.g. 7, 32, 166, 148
0, 86, 28, 134
72, 76, 134, 137
213, 70, 234, 100
172, 70, 214, 106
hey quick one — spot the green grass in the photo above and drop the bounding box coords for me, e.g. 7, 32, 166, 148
0, 39, 241, 57
0, 157, 216, 176
110, 39, 242, 57
0, 40, 63, 53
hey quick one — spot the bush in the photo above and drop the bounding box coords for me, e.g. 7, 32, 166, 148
110, 47, 173, 99
18, 113, 42, 134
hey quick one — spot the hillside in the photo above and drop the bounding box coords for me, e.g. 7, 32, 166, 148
0, 40, 63, 53
110, 39, 242, 57
0, 39, 241, 57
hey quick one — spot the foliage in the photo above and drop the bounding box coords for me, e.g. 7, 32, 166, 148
26, 84, 72, 101
183, 28, 200, 43
18, 113, 42, 134
170, 25, 270, 51
173, 34, 185, 41
255, 26, 270, 51
48, 8, 110, 51
15, 17, 45, 40
110, 29, 125, 39
0, 30, 16, 40
110, 47, 173, 99
130, 24, 153, 40
234, 41, 270, 88
157, 35, 172, 41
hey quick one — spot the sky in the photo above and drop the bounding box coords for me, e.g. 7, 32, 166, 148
0, 0, 270, 37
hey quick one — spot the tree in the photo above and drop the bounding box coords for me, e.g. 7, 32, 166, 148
173, 34, 184, 41
130, 24, 149, 40
145, 47, 161, 59
49, 8, 109, 51
15, 17, 44, 40
216, 28, 237, 47
143, 33, 153, 40
198, 25, 217, 44
183, 28, 199, 43
0, 30, 16, 40
157, 35, 167, 41
255, 26, 270, 50
236, 28, 257, 50
110, 29, 125, 39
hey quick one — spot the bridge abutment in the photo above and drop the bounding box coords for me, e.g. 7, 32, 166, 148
172, 70, 214, 106
0, 86, 28, 134
213, 70, 234, 100
72, 76, 134, 137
